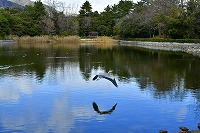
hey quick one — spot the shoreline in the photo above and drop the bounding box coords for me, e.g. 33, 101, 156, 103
119, 40, 200, 57
0, 40, 17, 46
1, 39, 200, 57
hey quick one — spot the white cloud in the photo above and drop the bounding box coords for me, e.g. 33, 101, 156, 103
0, 76, 35, 102
33, 0, 138, 13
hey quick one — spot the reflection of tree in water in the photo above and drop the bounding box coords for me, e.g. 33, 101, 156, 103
78, 45, 200, 101
3, 44, 198, 101
0, 47, 47, 81
189, 90, 200, 119
79, 47, 94, 81
79, 46, 116, 81
185, 61, 200, 89
0, 45, 79, 82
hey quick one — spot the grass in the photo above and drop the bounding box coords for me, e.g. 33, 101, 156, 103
12, 36, 117, 49
15, 42, 81, 49
81, 36, 115, 44
13, 35, 81, 44
80, 36, 116, 48
123, 37, 200, 43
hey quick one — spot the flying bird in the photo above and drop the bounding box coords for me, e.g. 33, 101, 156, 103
93, 74, 118, 87
92, 102, 117, 115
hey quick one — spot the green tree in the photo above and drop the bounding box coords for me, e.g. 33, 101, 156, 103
115, 0, 151, 38
78, 1, 93, 36
21, 0, 46, 36
99, 1, 134, 36
0, 13, 10, 37
165, 8, 188, 39
10, 15, 25, 36
79, 1, 92, 17
194, 8, 200, 38
185, 0, 200, 38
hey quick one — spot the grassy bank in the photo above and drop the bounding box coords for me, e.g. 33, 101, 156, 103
121, 37, 200, 43
13, 36, 116, 45
81, 36, 115, 44
14, 36, 200, 44
13, 35, 81, 44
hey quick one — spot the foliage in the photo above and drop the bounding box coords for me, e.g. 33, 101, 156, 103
0, 0, 46, 38
0, 0, 200, 40
115, 0, 200, 39
0, 13, 10, 37
79, 0, 93, 17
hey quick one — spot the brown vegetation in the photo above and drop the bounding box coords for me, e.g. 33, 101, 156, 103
13, 36, 117, 49
13, 35, 81, 44
81, 36, 115, 44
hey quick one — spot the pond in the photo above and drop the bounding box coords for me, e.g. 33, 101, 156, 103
0, 42, 200, 133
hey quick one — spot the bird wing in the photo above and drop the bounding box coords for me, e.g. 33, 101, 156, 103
92, 102, 117, 115
92, 102, 101, 113
102, 76, 118, 87
93, 74, 118, 87
111, 103, 117, 110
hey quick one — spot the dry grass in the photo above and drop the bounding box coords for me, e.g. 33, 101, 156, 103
13, 35, 81, 44
14, 36, 51, 43
81, 36, 115, 44
52, 36, 80, 44
80, 36, 116, 49
15, 43, 81, 49
95, 36, 115, 44
15, 43, 51, 49
13, 36, 116, 49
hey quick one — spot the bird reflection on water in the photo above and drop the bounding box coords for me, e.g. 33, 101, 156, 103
92, 102, 117, 115
92, 74, 118, 87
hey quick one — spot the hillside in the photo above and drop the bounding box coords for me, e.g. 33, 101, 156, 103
0, 0, 24, 8
8, 0, 34, 6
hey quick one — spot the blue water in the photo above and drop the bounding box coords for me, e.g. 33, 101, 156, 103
0, 43, 200, 133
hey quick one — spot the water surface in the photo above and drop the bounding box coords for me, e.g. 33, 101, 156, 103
0, 43, 200, 133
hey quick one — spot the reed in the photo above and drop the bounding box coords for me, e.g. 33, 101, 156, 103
13, 35, 81, 44
95, 36, 114, 43
52, 36, 80, 43
14, 35, 51, 43
81, 36, 115, 44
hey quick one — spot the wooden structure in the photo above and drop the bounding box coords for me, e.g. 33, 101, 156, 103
88, 31, 98, 37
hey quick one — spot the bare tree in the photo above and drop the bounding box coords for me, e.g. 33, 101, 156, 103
42, 0, 79, 35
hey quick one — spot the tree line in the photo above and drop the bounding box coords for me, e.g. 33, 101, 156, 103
0, 0, 200, 39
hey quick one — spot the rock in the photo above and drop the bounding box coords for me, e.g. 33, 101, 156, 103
198, 123, 200, 130
179, 126, 189, 131
159, 130, 168, 133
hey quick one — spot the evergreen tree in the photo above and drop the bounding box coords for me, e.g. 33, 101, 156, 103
78, 1, 93, 36
79, 1, 92, 17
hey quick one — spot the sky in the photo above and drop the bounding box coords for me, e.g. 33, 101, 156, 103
31, 0, 138, 13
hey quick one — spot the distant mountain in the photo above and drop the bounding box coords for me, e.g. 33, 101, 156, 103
0, 0, 24, 8
8, 0, 34, 6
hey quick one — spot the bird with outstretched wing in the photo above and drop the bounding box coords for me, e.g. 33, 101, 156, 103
93, 74, 118, 87
92, 102, 117, 115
